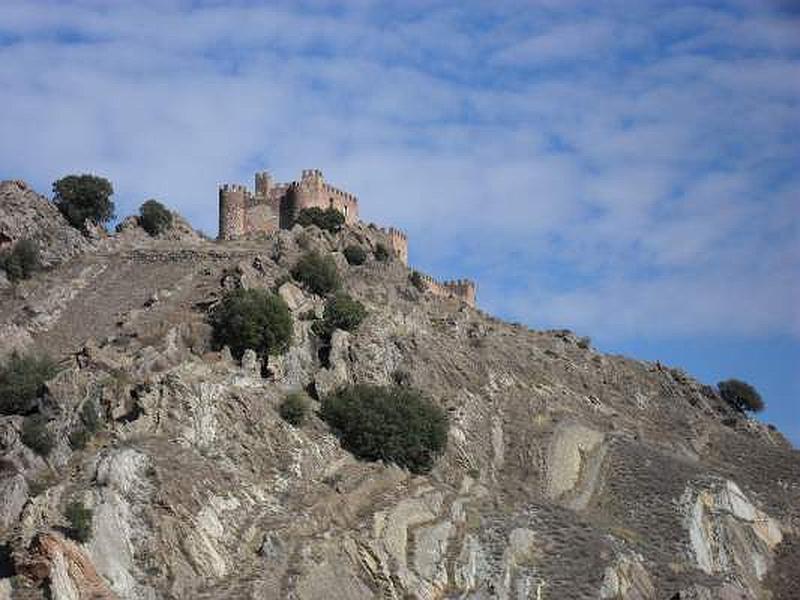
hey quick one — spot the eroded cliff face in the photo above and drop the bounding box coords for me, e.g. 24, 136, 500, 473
0, 182, 798, 599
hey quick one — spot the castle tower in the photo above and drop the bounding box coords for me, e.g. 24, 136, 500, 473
255, 171, 272, 199
218, 184, 247, 240
443, 279, 477, 307
385, 227, 408, 265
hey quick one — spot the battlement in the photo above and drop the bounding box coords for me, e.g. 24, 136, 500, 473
219, 183, 248, 193
415, 272, 476, 307
215, 169, 476, 306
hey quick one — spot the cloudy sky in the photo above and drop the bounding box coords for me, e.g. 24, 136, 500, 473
1, 0, 798, 442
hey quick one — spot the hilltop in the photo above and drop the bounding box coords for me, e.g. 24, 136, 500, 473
0, 180, 798, 599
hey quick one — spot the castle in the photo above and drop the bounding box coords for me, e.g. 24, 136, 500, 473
218, 169, 475, 306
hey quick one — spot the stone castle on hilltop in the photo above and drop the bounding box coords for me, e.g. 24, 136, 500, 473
218, 169, 475, 306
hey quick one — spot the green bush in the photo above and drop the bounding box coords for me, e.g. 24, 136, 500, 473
343, 245, 367, 266
313, 293, 367, 340
0, 239, 41, 282
374, 243, 390, 262
718, 379, 764, 413
68, 399, 102, 450
291, 252, 340, 296
21, 414, 55, 457
52, 174, 115, 231
295, 207, 345, 232
65, 501, 93, 543
321, 384, 448, 473
209, 288, 293, 360
0, 352, 58, 415
139, 199, 173, 236
279, 391, 310, 426
409, 271, 426, 292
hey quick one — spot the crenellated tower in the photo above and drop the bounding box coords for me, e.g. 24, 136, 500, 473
218, 183, 248, 240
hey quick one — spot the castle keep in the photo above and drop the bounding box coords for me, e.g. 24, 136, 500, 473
219, 169, 358, 240
218, 168, 475, 306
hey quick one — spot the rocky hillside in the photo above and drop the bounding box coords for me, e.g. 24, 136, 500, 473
0, 181, 797, 599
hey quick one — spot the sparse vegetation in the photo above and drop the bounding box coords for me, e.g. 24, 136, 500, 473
21, 414, 55, 457
409, 270, 426, 292
313, 293, 367, 340
320, 384, 448, 473
0, 239, 41, 282
577, 336, 591, 350
343, 244, 367, 266
0, 352, 58, 415
68, 399, 103, 450
139, 199, 173, 236
718, 378, 764, 413
295, 207, 345, 232
374, 243, 390, 262
279, 391, 311, 426
291, 251, 340, 296
65, 501, 93, 543
209, 288, 293, 360
52, 174, 115, 231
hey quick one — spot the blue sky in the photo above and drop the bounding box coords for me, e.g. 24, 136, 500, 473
0, 0, 797, 443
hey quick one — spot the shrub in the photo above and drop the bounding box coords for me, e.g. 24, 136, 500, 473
320, 384, 448, 473
409, 271, 426, 292
313, 293, 367, 340
374, 243, 390, 262
209, 288, 293, 360
718, 379, 764, 413
139, 199, 173, 236
68, 399, 102, 450
291, 252, 340, 296
0, 352, 58, 415
0, 239, 41, 282
295, 207, 345, 232
52, 174, 114, 231
343, 244, 367, 266
279, 391, 310, 426
65, 501, 93, 543
21, 414, 55, 456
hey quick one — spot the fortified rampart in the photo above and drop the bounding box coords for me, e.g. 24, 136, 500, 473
219, 169, 359, 241
379, 227, 408, 266
218, 168, 475, 306
416, 273, 477, 307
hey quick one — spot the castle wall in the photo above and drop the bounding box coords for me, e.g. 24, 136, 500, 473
417, 273, 476, 307
380, 227, 408, 265
218, 184, 247, 240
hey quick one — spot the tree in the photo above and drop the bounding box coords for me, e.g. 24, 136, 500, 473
0, 352, 58, 415
343, 244, 367, 266
21, 414, 55, 456
279, 391, 310, 426
409, 271, 426, 292
374, 243, 390, 262
321, 384, 448, 473
313, 293, 367, 340
718, 379, 764, 413
65, 501, 93, 543
290, 251, 340, 296
139, 199, 173, 236
0, 239, 41, 282
295, 207, 345, 232
53, 174, 115, 230
209, 288, 293, 360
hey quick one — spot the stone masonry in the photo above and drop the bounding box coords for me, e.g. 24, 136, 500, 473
218, 169, 476, 306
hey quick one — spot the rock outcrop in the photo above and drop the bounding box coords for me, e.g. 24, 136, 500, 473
0, 183, 797, 599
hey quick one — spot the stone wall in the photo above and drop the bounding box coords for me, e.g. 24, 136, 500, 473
417, 273, 477, 307
381, 227, 408, 265
218, 170, 358, 239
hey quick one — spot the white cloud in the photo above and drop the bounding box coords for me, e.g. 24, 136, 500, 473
0, 0, 797, 340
